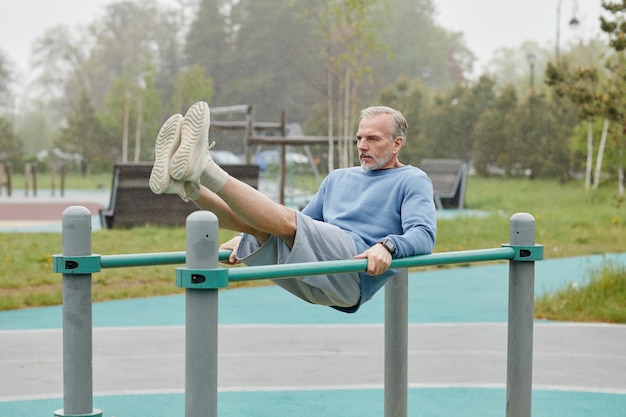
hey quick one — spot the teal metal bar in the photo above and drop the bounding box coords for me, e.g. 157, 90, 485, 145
101, 251, 186, 268
227, 247, 516, 283
99, 248, 515, 274
98, 247, 515, 277
100, 250, 232, 269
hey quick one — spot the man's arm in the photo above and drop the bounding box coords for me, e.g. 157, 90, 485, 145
355, 170, 436, 275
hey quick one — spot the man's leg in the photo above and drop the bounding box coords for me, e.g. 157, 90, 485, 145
169, 102, 297, 246
191, 185, 267, 239
151, 101, 296, 245
213, 178, 296, 246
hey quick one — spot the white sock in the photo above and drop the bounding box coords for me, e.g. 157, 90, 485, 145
200, 158, 229, 192
183, 182, 201, 201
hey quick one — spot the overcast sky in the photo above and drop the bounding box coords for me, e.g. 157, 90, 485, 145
0, 0, 605, 83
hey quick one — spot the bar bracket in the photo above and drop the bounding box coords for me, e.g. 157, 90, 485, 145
176, 267, 229, 289
501, 244, 543, 261
53, 255, 102, 274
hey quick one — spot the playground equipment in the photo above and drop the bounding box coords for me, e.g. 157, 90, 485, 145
52, 206, 542, 417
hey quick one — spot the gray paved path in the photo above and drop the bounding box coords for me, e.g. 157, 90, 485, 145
2, 322, 625, 403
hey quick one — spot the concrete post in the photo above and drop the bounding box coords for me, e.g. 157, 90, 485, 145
506, 213, 536, 417
385, 269, 409, 417
184, 211, 220, 417
55, 206, 102, 417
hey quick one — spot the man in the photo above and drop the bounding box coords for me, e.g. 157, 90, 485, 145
150, 101, 436, 313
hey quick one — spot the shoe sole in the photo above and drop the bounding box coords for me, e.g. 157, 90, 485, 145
169, 101, 210, 182
149, 113, 183, 194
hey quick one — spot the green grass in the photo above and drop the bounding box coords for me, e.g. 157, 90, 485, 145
436, 177, 626, 258
535, 261, 626, 323
0, 227, 243, 310
1, 174, 625, 321
8, 172, 113, 191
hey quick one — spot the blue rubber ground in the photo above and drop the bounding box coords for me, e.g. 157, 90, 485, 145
4, 389, 626, 417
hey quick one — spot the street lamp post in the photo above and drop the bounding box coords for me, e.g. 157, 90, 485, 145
556, 0, 580, 59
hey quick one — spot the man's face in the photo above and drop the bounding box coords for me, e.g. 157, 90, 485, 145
355, 113, 400, 171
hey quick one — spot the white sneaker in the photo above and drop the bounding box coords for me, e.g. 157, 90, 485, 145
149, 113, 183, 195
169, 101, 210, 184
162, 180, 200, 202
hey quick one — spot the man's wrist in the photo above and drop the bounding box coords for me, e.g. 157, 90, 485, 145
377, 238, 396, 254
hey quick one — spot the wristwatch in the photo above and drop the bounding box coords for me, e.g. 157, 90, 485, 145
377, 238, 396, 255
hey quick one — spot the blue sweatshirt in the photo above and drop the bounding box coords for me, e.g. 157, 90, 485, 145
302, 165, 436, 311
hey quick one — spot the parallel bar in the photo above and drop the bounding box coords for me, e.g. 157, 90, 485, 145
101, 251, 186, 268
100, 250, 232, 269
228, 247, 516, 283
98, 247, 515, 275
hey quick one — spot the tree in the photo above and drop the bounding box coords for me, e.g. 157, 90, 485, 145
600, 0, 626, 200
31, 24, 93, 117
99, 65, 164, 164
184, 0, 230, 97
31, 1, 182, 115
422, 75, 497, 161
377, 77, 428, 165
172, 64, 215, 114
56, 92, 117, 172
545, 62, 606, 189
507, 93, 574, 180
376, 0, 474, 90
215, 0, 324, 121
133, 67, 164, 162
0, 49, 13, 111
76, 2, 178, 162
0, 116, 22, 165
472, 85, 518, 176
312, 0, 387, 169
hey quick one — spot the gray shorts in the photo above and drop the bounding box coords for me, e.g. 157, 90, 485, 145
236, 211, 361, 307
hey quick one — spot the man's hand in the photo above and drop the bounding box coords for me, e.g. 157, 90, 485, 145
354, 243, 392, 276
220, 235, 243, 264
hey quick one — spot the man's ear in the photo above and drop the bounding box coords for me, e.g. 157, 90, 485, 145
393, 136, 403, 153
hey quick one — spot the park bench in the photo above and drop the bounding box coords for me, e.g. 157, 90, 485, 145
419, 159, 468, 210
100, 162, 259, 229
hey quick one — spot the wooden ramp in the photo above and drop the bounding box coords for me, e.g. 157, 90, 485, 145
100, 162, 259, 229
419, 159, 468, 210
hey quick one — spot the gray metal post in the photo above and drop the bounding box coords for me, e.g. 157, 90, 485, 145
56, 206, 102, 417
506, 213, 536, 417
385, 268, 409, 417
185, 211, 220, 417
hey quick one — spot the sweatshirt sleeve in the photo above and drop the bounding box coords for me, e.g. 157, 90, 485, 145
389, 172, 437, 258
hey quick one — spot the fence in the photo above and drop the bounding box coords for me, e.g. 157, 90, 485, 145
0, 161, 67, 197
52, 206, 543, 417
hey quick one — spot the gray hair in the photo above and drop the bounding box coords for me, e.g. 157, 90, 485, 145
360, 106, 408, 143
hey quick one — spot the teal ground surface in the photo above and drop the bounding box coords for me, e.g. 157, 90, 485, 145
5, 389, 626, 417
1, 253, 625, 417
